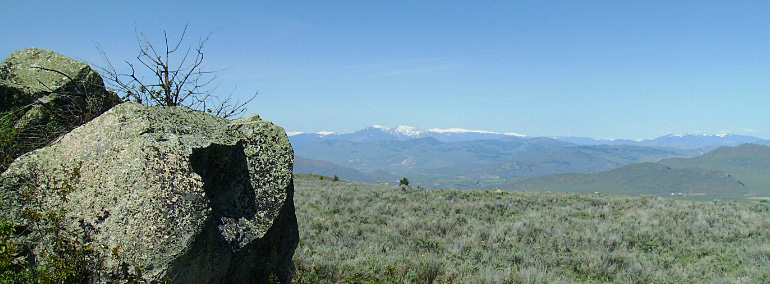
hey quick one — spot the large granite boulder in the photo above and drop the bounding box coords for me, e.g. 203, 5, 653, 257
0, 48, 121, 171
0, 102, 298, 283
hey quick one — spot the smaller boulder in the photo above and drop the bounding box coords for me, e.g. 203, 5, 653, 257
0, 48, 121, 172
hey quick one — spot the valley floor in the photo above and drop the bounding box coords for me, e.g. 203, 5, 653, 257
291, 174, 770, 284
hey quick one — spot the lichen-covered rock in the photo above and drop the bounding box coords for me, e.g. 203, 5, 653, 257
0, 102, 298, 283
0, 48, 121, 171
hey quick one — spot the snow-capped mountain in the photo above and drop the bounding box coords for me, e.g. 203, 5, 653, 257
288, 125, 529, 149
375, 125, 430, 139
289, 125, 766, 150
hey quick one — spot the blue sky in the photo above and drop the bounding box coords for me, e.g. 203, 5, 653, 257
2, 1, 769, 139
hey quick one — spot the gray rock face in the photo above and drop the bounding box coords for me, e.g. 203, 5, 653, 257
0, 102, 298, 283
0, 48, 121, 171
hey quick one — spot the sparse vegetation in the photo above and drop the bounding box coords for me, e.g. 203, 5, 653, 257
292, 174, 770, 283
0, 163, 99, 283
0, 163, 149, 283
0, 111, 21, 170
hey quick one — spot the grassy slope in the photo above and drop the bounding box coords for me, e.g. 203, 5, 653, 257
292, 174, 770, 283
660, 144, 770, 196
506, 162, 748, 197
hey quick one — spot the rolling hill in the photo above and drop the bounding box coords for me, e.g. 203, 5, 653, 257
507, 162, 747, 197
659, 143, 770, 195
507, 144, 770, 197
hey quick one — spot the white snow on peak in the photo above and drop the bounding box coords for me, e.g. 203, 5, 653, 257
368, 125, 530, 137
669, 133, 698, 138
301, 125, 533, 138
504, 132, 528, 137
394, 125, 427, 136
669, 133, 729, 138
429, 128, 494, 134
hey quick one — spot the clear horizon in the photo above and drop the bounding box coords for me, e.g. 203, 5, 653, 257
3, 1, 769, 140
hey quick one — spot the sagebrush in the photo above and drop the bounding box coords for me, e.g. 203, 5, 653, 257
292, 174, 770, 283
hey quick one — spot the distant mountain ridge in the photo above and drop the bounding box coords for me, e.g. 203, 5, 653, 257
289, 125, 527, 149
293, 136, 701, 189
289, 125, 765, 150
290, 125, 768, 192
554, 133, 762, 149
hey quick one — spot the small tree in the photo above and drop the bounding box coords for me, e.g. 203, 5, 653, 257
399, 177, 409, 186
97, 24, 255, 118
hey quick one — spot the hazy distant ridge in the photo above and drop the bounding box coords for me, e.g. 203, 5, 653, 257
555, 133, 763, 149
290, 125, 765, 150
294, 135, 701, 188
290, 125, 768, 191
289, 125, 527, 149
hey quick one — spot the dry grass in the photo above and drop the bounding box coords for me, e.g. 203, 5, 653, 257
292, 174, 770, 283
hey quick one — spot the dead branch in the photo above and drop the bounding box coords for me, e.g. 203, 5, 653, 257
95, 24, 256, 118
